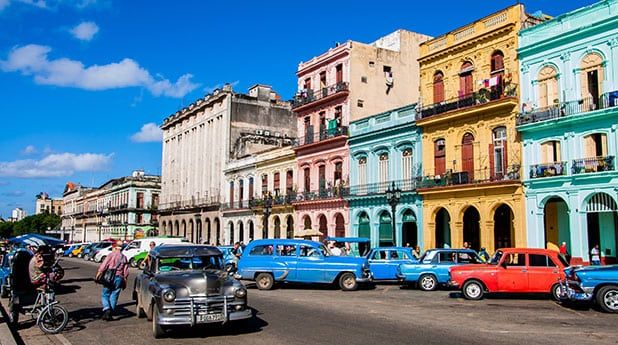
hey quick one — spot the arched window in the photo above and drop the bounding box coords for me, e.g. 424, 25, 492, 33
580, 53, 604, 108
459, 62, 474, 97
537, 65, 559, 108
378, 153, 389, 191
461, 133, 475, 180
491, 51, 504, 73
433, 71, 444, 103
358, 157, 367, 193
583, 133, 607, 158
434, 139, 446, 176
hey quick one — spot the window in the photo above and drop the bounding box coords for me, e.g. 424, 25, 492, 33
249, 245, 274, 256
229, 181, 234, 205
433, 71, 444, 103
537, 66, 559, 108
396, 251, 410, 260
580, 53, 604, 106
459, 62, 474, 97
402, 149, 412, 181
457, 252, 481, 264
276, 245, 296, 256
299, 245, 321, 257
286, 170, 293, 194
541, 141, 561, 163
434, 139, 446, 176
492, 127, 507, 176
248, 177, 254, 200
303, 167, 311, 192
529, 254, 557, 267
361, 76, 368, 83
373, 250, 388, 260
273, 172, 280, 196
438, 251, 455, 263
334, 106, 342, 125
334, 162, 343, 184
261, 175, 268, 195
151, 194, 159, 208
357, 99, 364, 108
319, 165, 326, 190
491, 51, 504, 73
369, 61, 375, 67
378, 153, 389, 185
336, 64, 343, 84
504, 253, 525, 266
137, 192, 144, 208
319, 71, 327, 89
358, 157, 367, 187
584, 133, 607, 157
136, 213, 143, 224
303, 77, 311, 90
238, 180, 244, 204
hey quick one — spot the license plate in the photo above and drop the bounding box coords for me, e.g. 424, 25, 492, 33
197, 313, 225, 323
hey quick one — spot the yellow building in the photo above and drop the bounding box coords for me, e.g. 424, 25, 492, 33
416, 5, 545, 252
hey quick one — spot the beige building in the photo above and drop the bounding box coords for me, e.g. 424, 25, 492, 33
35, 192, 63, 216
159, 84, 296, 243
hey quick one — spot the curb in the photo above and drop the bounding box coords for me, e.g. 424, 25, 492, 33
0, 299, 18, 345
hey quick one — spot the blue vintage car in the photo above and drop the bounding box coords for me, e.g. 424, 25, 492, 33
397, 248, 482, 291
218, 246, 236, 266
324, 237, 371, 257
561, 265, 618, 313
236, 239, 372, 291
366, 247, 418, 281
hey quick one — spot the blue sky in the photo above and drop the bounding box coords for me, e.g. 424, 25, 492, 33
0, 0, 596, 217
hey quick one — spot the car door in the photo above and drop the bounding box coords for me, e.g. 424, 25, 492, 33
296, 244, 326, 283
369, 249, 390, 280
436, 251, 456, 282
497, 252, 529, 292
274, 244, 298, 281
527, 253, 560, 292
388, 250, 412, 280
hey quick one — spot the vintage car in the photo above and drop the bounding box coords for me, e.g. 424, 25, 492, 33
561, 265, 618, 313
83, 241, 113, 261
218, 246, 237, 266
449, 248, 568, 300
0, 251, 13, 298
324, 237, 371, 257
236, 239, 372, 291
366, 247, 418, 281
397, 248, 481, 291
132, 244, 251, 338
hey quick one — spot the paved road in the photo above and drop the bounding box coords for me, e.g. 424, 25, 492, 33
12, 258, 618, 345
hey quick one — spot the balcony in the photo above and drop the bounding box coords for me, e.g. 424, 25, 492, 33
348, 179, 417, 196
418, 85, 517, 121
517, 92, 618, 126
572, 156, 615, 175
158, 196, 220, 211
220, 200, 251, 211
529, 162, 568, 179
249, 194, 296, 208
293, 186, 349, 203
296, 126, 348, 147
292, 82, 349, 110
418, 164, 521, 190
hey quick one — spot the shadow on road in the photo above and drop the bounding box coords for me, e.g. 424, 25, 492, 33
61, 278, 95, 284
162, 307, 267, 339
63, 301, 136, 333
55, 284, 82, 295
243, 281, 376, 291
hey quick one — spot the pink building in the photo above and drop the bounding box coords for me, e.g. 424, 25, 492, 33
292, 30, 430, 239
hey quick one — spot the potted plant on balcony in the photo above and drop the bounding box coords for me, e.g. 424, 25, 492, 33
476, 88, 489, 104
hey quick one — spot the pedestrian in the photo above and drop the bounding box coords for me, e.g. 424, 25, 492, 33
559, 242, 571, 264
96, 240, 129, 321
462, 242, 470, 249
329, 242, 342, 256
143, 241, 156, 267
590, 244, 601, 265
232, 242, 243, 259
478, 247, 490, 262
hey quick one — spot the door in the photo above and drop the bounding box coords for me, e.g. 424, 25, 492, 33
434, 140, 446, 176
461, 133, 474, 180
436, 251, 456, 282
274, 244, 298, 281
527, 254, 560, 293
297, 244, 326, 282
497, 252, 529, 292
587, 70, 600, 108
389, 250, 412, 279
318, 165, 326, 193
369, 250, 390, 280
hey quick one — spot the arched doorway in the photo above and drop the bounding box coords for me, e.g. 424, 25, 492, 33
181, 220, 187, 238
188, 219, 194, 243
435, 208, 451, 248
205, 218, 211, 244
229, 222, 235, 244
162, 222, 167, 235
318, 215, 327, 241
463, 206, 481, 250
286, 216, 294, 239
167, 221, 172, 236
402, 209, 418, 248
585, 193, 618, 264
239, 221, 244, 243
273, 216, 281, 238
196, 219, 202, 244
494, 204, 514, 250
174, 221, 179, 236
214, 218, 220, 245
379, 211, 393, 247
358, 212, 370, 239
303, 216, 312, 238
248, 220, 254, 241
543, 197, 570, 252
335, 213, 345, 238
461, 133, 474, 181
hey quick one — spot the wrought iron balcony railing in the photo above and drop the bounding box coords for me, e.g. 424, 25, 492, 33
249, 194, 296, 208
348, 179, 417, 196
220, 200, 251, 210
517, 92, 618, 126
418, 164, 521, 189
529, 162, 568, 179
159, 196, 220, 210
293, 186, 350, 202
572, 156, 615, 175
292, 82, 349, 109
296, 126, 348, 147
418, 84, 517, 120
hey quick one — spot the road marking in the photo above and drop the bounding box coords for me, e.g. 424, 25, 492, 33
55, 333, 73, 345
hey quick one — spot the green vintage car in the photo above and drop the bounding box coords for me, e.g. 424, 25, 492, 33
131, 251, 148, 269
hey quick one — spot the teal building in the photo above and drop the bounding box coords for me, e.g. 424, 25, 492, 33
346, 104, 423, 248
518, 0, 618, 264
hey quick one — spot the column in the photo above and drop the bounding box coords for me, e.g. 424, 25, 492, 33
452, 221, 463, 249
568, 192, 587, 263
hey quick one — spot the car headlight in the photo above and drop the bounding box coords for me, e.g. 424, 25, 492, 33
162, 289, 176, 302
234, 287, 247, 298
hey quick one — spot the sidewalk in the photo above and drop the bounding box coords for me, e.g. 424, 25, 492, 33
0, 297, 71, 345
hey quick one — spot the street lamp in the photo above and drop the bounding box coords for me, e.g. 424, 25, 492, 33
385, 181, 401, 246
263, 193, 273, 239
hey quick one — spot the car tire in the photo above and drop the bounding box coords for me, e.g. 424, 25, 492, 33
418, 274, 438, 291
551, 283, 565, 301
129, 258, 136, 268
255, 273, 274, 290
462, 280, 484, 300
596, 285, 618, 313
152, 306, 166, 339
135, 294, 145, 319
77, 253, 82, 258
138, 259, 146, 270
338, 272, 358, 291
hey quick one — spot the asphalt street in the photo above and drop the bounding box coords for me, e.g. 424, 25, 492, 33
11, 258, 618, 345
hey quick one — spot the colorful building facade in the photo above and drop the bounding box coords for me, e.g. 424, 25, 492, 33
347, 104, 423, 248
292, 30, 430, 239
416, 5, 542, 252
518, 0, 618, 264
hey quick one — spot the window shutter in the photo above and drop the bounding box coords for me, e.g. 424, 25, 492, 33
489, 143, 495, 178
503, 140, 508, 174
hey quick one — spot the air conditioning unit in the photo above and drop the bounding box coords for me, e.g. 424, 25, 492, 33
275, 132, 281, 137
264, 130, 271, 136
255, 129, 263, 135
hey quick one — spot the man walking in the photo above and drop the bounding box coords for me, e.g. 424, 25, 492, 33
591, 244, 601, 265
96, 240, 129, 321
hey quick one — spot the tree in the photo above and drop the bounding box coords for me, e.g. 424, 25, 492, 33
1, 213, 61, 238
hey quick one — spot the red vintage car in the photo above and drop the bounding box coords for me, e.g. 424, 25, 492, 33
449, 248, 569, 300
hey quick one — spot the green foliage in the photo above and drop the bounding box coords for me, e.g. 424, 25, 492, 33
0, 213, 61, 238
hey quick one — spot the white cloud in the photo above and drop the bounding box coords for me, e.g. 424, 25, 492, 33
21, 145, 37, 154
0, 152, 113, 178
70, 21, 99, 41
131, 123, 162, 143
1, 44, 200, 98
0, 0, 101, 11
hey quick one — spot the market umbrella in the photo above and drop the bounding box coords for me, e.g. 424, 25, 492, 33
8, 233, 66, 247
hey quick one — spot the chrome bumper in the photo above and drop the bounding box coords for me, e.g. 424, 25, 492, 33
157, 295, 251, 326
356, 271, 373, 283
560, 280, 593, 301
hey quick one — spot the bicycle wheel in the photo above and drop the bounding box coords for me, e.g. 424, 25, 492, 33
37, 304, 69, 334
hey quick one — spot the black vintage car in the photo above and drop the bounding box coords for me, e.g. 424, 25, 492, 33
132, 244, 251, 338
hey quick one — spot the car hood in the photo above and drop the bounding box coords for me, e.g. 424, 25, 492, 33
572, 265, 618, 273
155, 270, 231, 295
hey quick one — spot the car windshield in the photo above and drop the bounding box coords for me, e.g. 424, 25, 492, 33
157, 255, 223, 272
489, 250, 503, 265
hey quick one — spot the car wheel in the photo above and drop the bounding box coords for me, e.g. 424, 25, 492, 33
596, 285, 618, 313
99, 256, 106, 264
77, 253, 82, 258
462, 280, 484, 300
338, 272, 358, 291
551, 283, 565, 301
152, 306, 166, 339
138, 259, 146, 270
129, 258, 136, 268
135, 294, 145, 319
255, 273, 274, 290
418, 274, 438, 291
